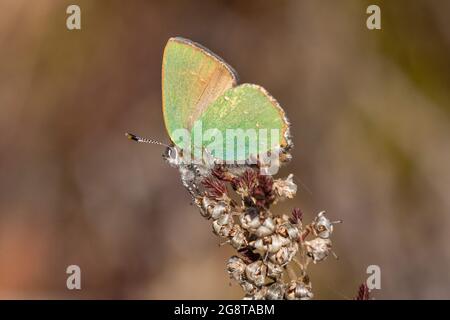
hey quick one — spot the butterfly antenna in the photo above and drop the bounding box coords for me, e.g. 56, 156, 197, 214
125, 132, 170, 148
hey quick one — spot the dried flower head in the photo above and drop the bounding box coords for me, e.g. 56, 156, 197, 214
273, 174, 297, 202
290, 207, 303, 225
165, 144, 342, 300
355, 283, 370, 300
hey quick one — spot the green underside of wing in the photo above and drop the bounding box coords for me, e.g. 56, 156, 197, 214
187, 84, 287, 162
164, 43, 214, 136
163, 39, 289, 162
163, 39, 234, 145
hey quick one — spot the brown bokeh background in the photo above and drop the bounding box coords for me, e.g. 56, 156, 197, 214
1, 0, 449, 299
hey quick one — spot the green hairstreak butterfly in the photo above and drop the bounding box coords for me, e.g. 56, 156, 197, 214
162, 37, 291, 163
128, 37, 292, 171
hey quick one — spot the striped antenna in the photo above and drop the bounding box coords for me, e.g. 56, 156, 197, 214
125, 132, 170, 148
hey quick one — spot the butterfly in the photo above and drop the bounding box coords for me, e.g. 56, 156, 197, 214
128, 37, 292, 173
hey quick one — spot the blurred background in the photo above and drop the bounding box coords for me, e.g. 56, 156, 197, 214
0, 0, 449, 299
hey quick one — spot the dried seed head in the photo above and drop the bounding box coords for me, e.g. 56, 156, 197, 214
212, 219, 233, 237
253, 174, 275, 208
198, 197, 215, 218
226, 256, 246, 282
235, 169, 258, 194
244, 286, 268, 300
240, 280, 257, 296
252, 234, 290, 254
255, 217, 276, 237
245, 261, 267, 287
277, 222, 299, 241
240, 209, 262, 230
252, 287, 268, 300
210, 202, 229, 220
269, 243, 298, 266
238, 248, 261, 264
167, 142, 342, 300
273, 174, 297, 202
229, 225, 248, 250
211, 166, 235, 182
216, 212, 232, 226
289, 207, 303, 224
286, 224, 300, 240
266, 261, 284, 279
304, 237, 332, 263
258, 174, 274, 194
285, 280, 313, 300
202, 176, 228, 199
266, 282, 285, 300
251, 238, 264, 252
312, 211, 335, 239
354, 283, 370, 300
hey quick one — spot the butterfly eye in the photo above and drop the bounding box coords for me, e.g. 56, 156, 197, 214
163, 147, 170, 159
163, 146, 177, 159
162, 146, 181, 168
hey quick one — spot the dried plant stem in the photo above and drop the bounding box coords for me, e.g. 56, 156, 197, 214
164, 146, 345, 300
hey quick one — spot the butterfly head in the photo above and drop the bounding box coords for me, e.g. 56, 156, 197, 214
163, 145, 183, 167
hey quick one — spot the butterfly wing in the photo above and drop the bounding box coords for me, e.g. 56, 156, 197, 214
162, 37, 238, 149
193, 83, 292, 162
